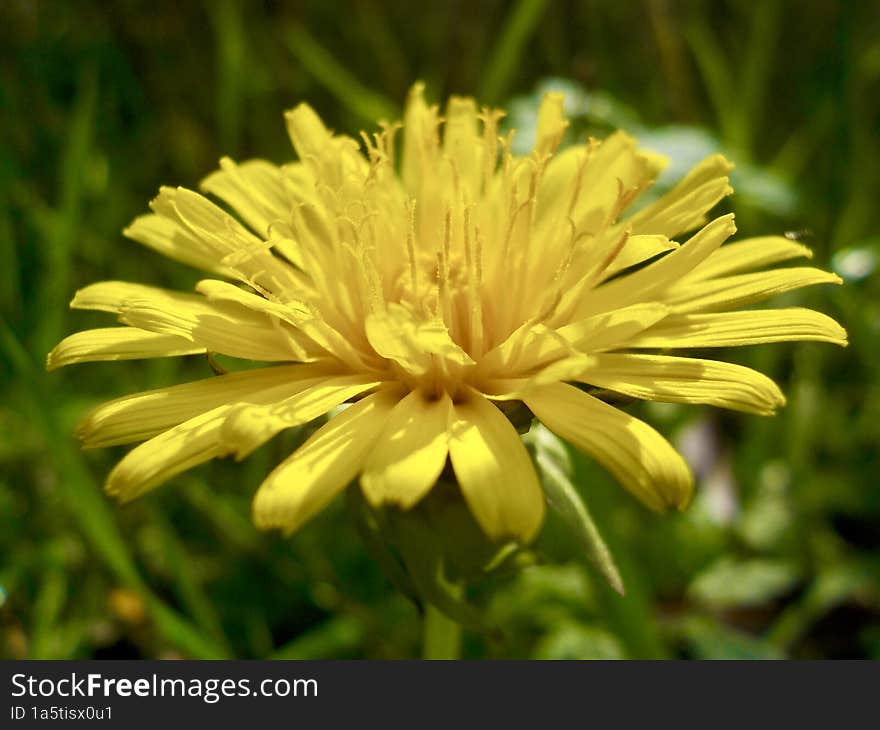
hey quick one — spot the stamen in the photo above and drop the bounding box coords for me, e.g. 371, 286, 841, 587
567, 140, 597, 218
478, 106, 505, 194
406, 199, 419, 302
438, 209, 453, 326
468, 218, 485, 356
378, 120, 402, 168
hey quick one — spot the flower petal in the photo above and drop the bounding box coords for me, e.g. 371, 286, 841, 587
603, 234, 679, 278
447, 391, 545, 542
200, 157, 293, 237
624, 153, 734, 238
572, 132, 661, 229
284, 103, 368, 188
401, 82, 441, 195
124, 214, 232, 276
222, 374, 384, 459
253, 388, 401, 533
46, 327, 202, 370
72, 281, 304, 361
104, 369, 340, 501
628, 308, 849, 348
78, 363, 337, 448
685, 235, 814, 281
71, 281, 188, 313
532, 91, 568, 158
118, 292, 304, 362
523, 382, 693, 510
150, 186, 301, 299
558, 302, 670, 351
360, 390, 451, 509
106, 406, 231, 503
196, 279, 375, 371
579, 354, 786, 415
664, 267, 842, 313
365, 304, 474, 377
444, 96, 483, 198
477, 322, 577, 378
575, 214, 737, 317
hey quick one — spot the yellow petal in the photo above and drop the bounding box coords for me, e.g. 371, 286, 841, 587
443, 96, 482, 199
106, 406, 230, 503
284, 103, 333, 163
78, 363, 336, 448
117, 292, 304, 362
70, 281, 191, 312
196, 279, 375, 371
484, 305, 669, 388
574, 214, 737, 317
401, 82, 441, 194
533, 91, 568, 158
123, 214, 232, 276
150, 186, 300, 298
579, 354, 786, 415
665, 267, 842, 313
195, 279, 308, 322
253, 388, 401, 533
222, 374, 384, 459
560, 133, 662, 235
74, 282, 303, 361
105, 368, 352, 502
365, 304, 474, 377
477, 322, 578, 379
284, 103, 368, 188
551, 236, 677, 322
603, 234, 679, 278
685, 235, 813, 281
524, 383, 693, 510
624, 153, 734, 237
628, 308, 849, 348
46, 327, 202, 370
360, 390, 451, 509
447, 391, 545, 542
558, 302, 670, 351
200, 157, 292, 237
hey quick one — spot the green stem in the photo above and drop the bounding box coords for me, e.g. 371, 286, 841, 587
422, 604, 463, 660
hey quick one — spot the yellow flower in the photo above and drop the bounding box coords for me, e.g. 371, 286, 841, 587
48, 84, 847, 544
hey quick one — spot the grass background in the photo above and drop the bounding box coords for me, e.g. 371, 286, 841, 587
1, 0, 878, 659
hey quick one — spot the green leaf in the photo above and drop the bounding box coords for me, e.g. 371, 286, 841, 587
527, 425, 624, 595
533, 622, 625, 660
678, 616, 786, 660
689, 558, 800, 609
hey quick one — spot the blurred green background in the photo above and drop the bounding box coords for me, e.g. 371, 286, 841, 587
2, 0, 878, 659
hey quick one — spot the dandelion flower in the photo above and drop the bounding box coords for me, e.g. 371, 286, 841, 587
48, 84, 847, 544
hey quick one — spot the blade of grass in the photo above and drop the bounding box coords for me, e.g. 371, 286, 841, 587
148, 506, 233, 656
181, 478, 263, 554
34, 65, 96, 358
284, 23, 397, 122
684, 19, 737, 152
0, 201, 20, 319
734, 0, 782, 159
29, 549, 67, 659
206, 0, 246, 151
479, 0, 549, 104
1, 318, 230, 659
352, 1, 410, 92
270, 614, 364, 659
